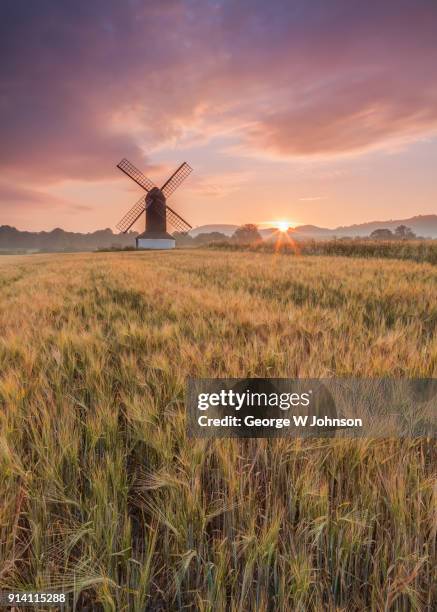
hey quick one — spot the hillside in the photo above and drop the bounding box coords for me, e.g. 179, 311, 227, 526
191, 215, 437, 239
296, 215, 437, 238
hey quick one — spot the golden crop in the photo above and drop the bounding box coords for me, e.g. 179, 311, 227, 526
0, 250, 436, 610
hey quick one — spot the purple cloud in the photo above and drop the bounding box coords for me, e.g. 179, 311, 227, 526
0, 0, 436, 186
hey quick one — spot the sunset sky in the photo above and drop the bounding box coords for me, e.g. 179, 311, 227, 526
1, 0, 436, 232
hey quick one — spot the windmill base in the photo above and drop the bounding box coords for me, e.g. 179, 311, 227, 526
136, 238, 175, 250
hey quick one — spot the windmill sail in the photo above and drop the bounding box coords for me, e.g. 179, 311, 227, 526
165, 204, 192, 233
161, 162, 193, 198
117, 158, 156, 192
115, 156, 193, 241
116, 194, 146, 233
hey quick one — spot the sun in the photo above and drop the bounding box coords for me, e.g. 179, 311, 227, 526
260, 219, 296, 232
274, 220, 290, 233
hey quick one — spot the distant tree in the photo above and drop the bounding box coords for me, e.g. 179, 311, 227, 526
370, 228, 393, 240
174, 231, 230, 247
232, 224, 262, 244
174, 232, 193, 247
194, 232, 229, 245
394, 225, 416, 240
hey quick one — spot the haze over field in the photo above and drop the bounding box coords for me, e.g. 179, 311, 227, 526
1, 0, 437, 233
1, 214, 437, 253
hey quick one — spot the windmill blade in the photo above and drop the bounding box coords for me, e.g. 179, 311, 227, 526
165, 204, 192, 233
161, 162, 193, 198
116, 194, 146, 233
117, 158, 156, 192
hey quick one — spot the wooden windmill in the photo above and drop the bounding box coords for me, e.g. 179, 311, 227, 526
116, 158, 193, 249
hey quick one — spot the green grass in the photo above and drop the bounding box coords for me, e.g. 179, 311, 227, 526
0, 250, 436, 610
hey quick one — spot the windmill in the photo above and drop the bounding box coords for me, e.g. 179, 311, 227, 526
116, 158, 193, 249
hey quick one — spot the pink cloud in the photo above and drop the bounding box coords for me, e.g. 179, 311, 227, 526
243, 79, 437, 158
0, 182, 71, 211
1, 0, 436, 186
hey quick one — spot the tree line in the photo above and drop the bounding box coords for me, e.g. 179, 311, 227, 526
175, 223, 423, 247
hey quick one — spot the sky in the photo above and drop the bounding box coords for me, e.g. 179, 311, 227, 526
1, 0, 436, 232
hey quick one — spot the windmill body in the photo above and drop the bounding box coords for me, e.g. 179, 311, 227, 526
115, 158, 193, 250
140, 188, 175, 249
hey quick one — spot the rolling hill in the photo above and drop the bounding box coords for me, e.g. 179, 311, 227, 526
190, 215, 437, 239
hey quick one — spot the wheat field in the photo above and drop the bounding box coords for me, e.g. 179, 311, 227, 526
208, 239, 437, 265
0, 250, 436, 610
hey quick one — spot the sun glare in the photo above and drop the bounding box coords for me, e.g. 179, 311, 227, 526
275, 221, 290, 232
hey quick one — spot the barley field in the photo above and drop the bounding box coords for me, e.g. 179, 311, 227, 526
0, 250, 436, 611
208, 238, 437, 265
